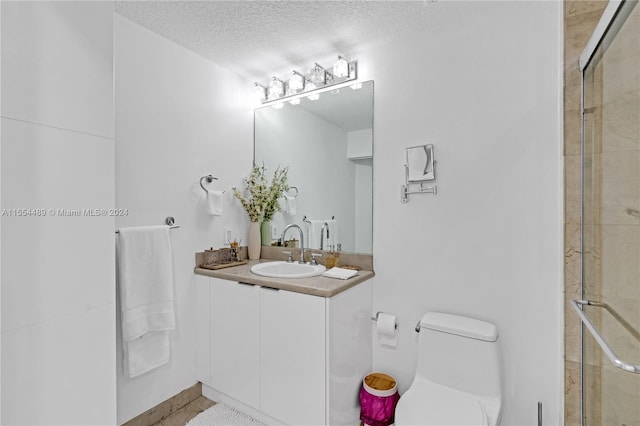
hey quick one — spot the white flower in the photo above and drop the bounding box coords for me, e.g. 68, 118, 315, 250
233, 164, 289, 223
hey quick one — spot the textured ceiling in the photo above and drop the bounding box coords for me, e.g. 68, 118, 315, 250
115, 1, 487, 83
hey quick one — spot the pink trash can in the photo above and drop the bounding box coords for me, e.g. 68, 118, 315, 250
359, 373, 400, 426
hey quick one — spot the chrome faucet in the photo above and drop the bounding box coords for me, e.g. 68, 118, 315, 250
281, 224, 305, 264
320, 222, 329, 251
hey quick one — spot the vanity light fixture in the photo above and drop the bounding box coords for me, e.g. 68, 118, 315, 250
288, 71, 305, 93
310, 63, 327, 84
268, 77, 285, 100
305, 80, 318, 100
307, 81, 320, 101
253, 82, 267, 102
333, 56, 349, 78
253, 56, 357, 107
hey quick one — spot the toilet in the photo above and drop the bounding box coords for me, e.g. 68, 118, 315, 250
395, 312, 503, 426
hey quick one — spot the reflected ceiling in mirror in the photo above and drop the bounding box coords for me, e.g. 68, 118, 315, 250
254, 81, 374, 254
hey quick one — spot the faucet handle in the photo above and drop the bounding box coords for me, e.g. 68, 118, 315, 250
282, 250, 293, 263
310, 253, 323, 265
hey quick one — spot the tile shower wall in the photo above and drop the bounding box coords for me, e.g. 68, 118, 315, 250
563, 2, 608, 425
114, 15, 252, 424
0, 2, 116, 424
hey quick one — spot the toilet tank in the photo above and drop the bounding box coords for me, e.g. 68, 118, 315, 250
415, 312, 502, 401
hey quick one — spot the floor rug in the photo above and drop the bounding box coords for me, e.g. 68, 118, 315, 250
186, 403, 267, 426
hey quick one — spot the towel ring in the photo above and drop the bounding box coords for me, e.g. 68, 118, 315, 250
200, 174, 222, 193
284, 186, 299, 198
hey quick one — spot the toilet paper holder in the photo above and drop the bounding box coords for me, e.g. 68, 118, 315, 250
371, 312, 398, 330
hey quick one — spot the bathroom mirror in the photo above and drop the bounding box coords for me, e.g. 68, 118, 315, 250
254, 80, 374, 254
407, 144, 435, 182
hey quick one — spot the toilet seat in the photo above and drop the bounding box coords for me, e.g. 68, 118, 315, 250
395, 381, 489, 426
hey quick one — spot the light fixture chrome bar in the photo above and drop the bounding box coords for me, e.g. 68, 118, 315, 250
256, 59, 357, 106
570, 299, 640, 374
259, 78, 361, 109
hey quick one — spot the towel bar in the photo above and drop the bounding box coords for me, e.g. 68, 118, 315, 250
115, 216, 180, 234
302, 215, 335, 223
571, 299, 640, 374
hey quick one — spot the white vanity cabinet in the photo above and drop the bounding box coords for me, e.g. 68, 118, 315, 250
210, 279, 260, 408
260, 287, 326, 425
195, 274, 372, 426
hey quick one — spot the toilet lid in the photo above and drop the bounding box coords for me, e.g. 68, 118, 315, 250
395, 383, 488, 426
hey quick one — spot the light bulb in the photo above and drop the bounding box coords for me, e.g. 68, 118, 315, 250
268, 77, 284, 99
333, 56, 349, 78
305, 81, 317, 100
253, 83, 266, 102
288, 71, 305, 92
289, 98, 301, 105
310, 63, 326, 84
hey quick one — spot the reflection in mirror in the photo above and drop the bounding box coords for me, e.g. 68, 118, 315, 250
407, 144, 435, 182
254, 81, 374, 254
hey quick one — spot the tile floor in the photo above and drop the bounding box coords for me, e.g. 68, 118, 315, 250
149, 396, 215, 426
122, 383, 215, 426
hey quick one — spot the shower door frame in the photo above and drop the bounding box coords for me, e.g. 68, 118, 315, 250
578, 1, 640, 425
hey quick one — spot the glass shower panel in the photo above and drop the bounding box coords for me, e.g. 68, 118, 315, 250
582, 1, 640, 425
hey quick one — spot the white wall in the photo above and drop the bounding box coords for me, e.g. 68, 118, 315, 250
1, 4, 4, 422
347, 129, 373, 160
358, 2, 563, 425
1, 2, 116, 425
114, 15, 253, 424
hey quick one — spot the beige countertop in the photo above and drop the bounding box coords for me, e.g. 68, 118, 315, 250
194, 259, 374, 298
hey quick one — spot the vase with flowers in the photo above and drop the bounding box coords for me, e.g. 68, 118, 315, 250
233, 164, 288, 259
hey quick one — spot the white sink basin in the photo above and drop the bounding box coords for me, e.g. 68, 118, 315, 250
250, 261, 326, 279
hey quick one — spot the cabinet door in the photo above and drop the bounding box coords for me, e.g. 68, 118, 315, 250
260, 287, 326, 425
195, 275, 210, 384
210, 278, 260, 408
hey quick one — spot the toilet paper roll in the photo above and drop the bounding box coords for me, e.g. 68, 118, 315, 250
376, 313, 398, 348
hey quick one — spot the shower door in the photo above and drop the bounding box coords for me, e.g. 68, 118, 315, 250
579, 1, 640, 425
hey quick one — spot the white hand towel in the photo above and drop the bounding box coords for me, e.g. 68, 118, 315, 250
325, 219, 340, 249
207, 190, 224, 216
284, 194, 297, 215
118, 225, 175, 377
306, 220, 325, 249
322, 267, 358, 280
